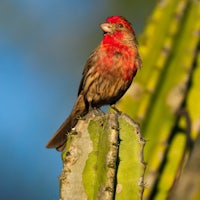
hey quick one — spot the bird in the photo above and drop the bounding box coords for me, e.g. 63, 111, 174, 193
46, 16, 142, 151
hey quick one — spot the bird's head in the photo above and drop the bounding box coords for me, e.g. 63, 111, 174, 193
100, 16, 137, 46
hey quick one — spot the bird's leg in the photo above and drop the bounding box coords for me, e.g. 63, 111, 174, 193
111, 105, 139, 128
110, 104, 122, 115
88, 102, 94, 112
87, 102, 104, 117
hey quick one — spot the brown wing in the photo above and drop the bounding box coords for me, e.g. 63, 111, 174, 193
78, 48, 98, 95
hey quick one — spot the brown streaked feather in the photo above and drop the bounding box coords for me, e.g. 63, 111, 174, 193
46, 94, 88, 151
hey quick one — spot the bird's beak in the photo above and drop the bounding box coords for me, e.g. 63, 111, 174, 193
100, 23, 113, 34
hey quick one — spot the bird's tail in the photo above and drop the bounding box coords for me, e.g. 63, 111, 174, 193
46, 94, 88, 151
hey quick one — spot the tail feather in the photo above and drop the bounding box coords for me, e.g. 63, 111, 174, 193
46, 94, 88, 151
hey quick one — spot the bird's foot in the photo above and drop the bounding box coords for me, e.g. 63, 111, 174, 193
110, 105, 122, 115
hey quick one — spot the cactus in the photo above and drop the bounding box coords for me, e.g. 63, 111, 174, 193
60, 110, 146, 200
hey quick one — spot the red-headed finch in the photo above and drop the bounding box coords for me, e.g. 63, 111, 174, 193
46, 16, 142, 151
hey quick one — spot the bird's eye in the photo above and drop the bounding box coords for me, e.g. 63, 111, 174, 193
118, 23, 124, 28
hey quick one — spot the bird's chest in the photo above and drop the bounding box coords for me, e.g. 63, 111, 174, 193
97, 45, 136, 82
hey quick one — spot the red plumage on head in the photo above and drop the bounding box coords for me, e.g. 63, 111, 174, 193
105, 16, 134, 34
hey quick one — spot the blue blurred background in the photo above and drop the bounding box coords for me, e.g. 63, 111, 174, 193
0, 0, 156, 199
